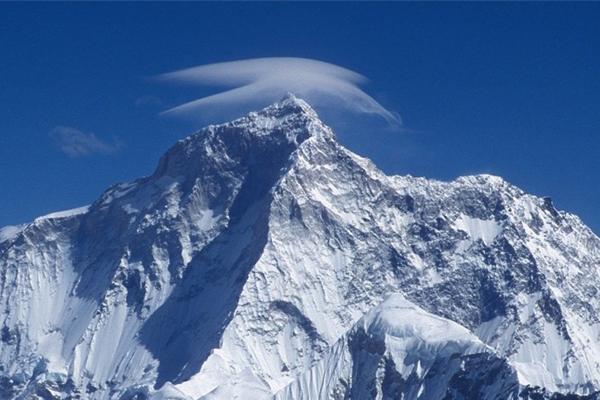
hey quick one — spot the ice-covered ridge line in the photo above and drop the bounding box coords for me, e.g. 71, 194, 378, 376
0, 205, 89, 243
274, 294, 513, 400
34, 205, 90, 222
361, 294, 489, 354
0, 224, 26, 243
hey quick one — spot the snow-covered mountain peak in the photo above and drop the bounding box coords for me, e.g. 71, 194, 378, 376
2, 98, 600, 399
150, 95, 333, 181
361, 294, 487, 353
270, 92, 322, 121
454, 173, 509, 189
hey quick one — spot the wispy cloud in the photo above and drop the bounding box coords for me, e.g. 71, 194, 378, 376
50, 126, 122, 157
157, 57, 400, 125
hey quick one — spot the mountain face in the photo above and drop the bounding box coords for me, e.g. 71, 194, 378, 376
1, 96, 600, 400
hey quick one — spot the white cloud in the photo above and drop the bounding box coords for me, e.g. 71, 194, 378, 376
50, 126, 122, 157
157, 57, 400, 125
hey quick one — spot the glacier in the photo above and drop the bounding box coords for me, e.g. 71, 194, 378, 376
1, 95, 600, 399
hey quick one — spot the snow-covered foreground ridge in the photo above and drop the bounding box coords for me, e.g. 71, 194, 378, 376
1, 96, 600, 400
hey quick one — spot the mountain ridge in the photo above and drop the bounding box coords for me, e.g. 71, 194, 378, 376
1, 96, 600, 399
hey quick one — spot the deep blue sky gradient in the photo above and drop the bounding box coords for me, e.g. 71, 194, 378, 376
1, 3, 599, 233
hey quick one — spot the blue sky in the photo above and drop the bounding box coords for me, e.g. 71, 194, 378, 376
1, 3, 599, 233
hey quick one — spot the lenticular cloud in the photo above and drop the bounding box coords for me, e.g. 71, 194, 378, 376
158, 57, 399, 124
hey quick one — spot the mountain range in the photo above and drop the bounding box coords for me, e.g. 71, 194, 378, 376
1, 96, 600, 399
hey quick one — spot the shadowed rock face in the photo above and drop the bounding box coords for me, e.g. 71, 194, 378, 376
1, 96, 600, 399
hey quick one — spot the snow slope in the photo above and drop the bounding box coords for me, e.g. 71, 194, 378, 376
275, 294, 519, 400
1, 95, 600, 399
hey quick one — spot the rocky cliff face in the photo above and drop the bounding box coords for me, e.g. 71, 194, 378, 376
1, 96, 599, 399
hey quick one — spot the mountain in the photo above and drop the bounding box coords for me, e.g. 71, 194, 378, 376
1, 95, 600, 400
